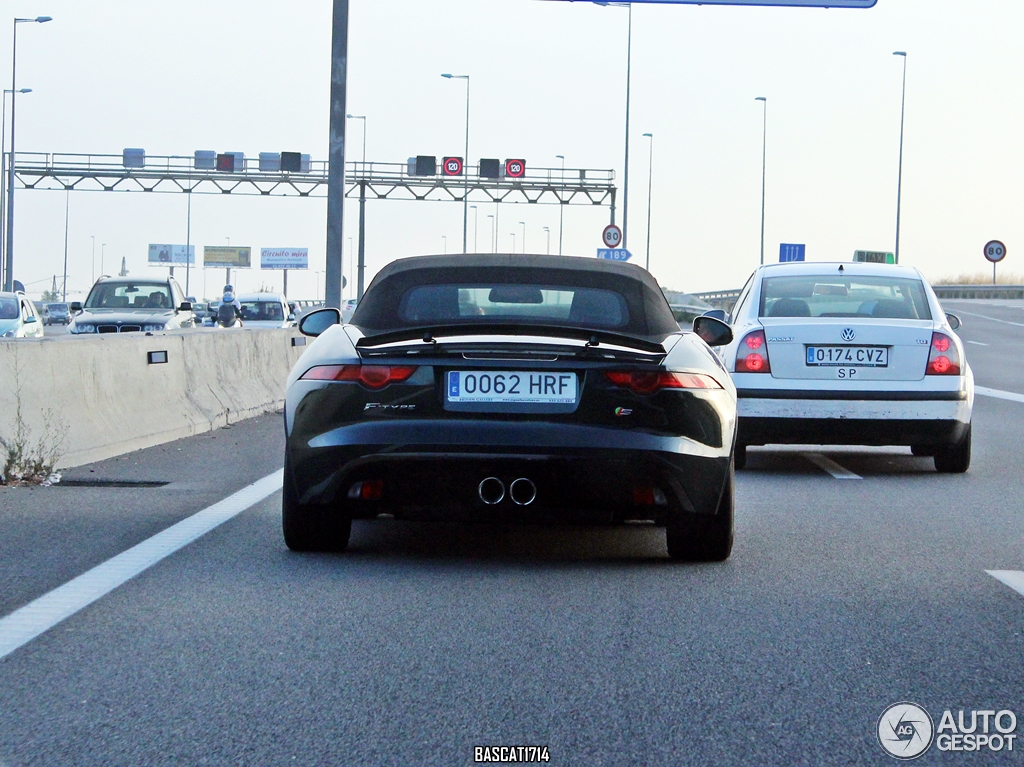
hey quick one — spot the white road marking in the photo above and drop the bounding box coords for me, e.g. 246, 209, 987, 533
966, 340, 989, 346
976, 386, 1024, 404
954, 309, 1024, 328
802, 452, 862, 479
987, 570, 1024, 598
0, 469, 283, 661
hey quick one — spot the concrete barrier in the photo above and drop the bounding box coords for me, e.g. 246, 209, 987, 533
0, 328, 308, 468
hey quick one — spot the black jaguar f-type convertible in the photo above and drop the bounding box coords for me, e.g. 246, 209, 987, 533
283, 254, 737, 560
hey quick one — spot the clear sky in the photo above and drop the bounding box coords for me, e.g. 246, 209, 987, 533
5, 0, 1023, 301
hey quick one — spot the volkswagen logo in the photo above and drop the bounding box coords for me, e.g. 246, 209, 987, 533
841, 328, 856, 342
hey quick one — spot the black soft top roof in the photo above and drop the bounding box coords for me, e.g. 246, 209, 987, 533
351, 253, 679, 340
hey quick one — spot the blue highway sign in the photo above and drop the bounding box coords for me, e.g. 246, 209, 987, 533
779, 243, 806, 262
597, 248, 632, 261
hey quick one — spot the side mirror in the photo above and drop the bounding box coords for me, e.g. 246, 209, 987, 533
693, 315, 733, 347
71, 301, 82, 312
945, 313, 962, 331
178, 301, 192, 312
25, 314, 37, 323
299, 307, 342, 337
701, 308, 728, 322
287, 313, 296, 322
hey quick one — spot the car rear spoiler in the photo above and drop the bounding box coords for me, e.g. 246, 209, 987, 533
355, 323, 668, 355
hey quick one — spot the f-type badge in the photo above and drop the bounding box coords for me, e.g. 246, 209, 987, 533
841, 328, 856, 342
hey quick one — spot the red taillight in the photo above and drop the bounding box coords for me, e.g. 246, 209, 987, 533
926, 332, 961, 376
604, 371, 722, 394
300, 364, 418, 388
347, 479, 383, 500
735, 330, 771, 373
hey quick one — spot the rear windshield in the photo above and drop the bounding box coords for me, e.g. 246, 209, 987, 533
48, 303, 68, 312
351, 264, 679, 340
399, 285, 628, 329
759, 275, 932, 320
239, 301, 285, 321
85, 283, 171, 310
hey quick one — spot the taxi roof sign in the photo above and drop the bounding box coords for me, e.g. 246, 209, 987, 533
853, 250, 895, 264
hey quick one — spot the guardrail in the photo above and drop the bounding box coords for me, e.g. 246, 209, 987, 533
932, 285, 1024, 300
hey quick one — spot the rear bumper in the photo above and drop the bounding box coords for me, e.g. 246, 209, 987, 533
285, 420, 731, 523
737, 390, 971, 446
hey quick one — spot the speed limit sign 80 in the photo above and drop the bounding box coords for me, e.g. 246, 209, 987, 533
984, 240, 1006, 263
602, 224, 622, 248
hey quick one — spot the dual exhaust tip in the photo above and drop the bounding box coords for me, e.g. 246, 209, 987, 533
478, 477, 536, 506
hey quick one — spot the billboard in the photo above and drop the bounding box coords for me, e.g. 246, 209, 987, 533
261, 248, 308, 270
203, 246, 251, 268
148, 244, 195, 265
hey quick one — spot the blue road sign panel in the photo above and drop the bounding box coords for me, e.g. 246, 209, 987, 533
551, 0, 875, 6
779, 243, 806, 262
597, 248, 632, 261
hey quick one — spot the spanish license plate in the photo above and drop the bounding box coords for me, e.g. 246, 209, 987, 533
446, 371, 577, 404
806, 346, 889, 367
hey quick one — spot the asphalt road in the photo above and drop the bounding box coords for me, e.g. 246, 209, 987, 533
2, 302, 1024, 766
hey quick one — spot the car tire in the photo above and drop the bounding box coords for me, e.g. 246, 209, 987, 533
910, 444, 936, 457
282, 465, 352, 552
933, 423, 971, 474
665, 463, 734, 562
734, 443, 747, 470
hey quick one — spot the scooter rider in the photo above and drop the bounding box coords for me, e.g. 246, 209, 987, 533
217, 284, 242, 326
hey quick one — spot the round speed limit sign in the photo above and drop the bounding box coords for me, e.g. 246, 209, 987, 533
602, 224, 622, 248
984, 240, 1007, 263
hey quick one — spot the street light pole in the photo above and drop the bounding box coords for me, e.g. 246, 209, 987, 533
643, 132, 653, 272
442, 73, 470, 253
0, 87, 30, 288
487, 214, 495, 254
755, 96, 767, 266
470, 205, 478, 253
510, 232, 515, 253
90, 235, 95, 284
4, 15, 51, 292
623, 4, 632, 247
543, 226, 550, 255
555, 154, 566, 255
893, 51, 907, 264
519, 221, 526, 254
101, 243, 106, 277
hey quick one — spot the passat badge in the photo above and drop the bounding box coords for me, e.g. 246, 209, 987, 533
841, 328, 856, 341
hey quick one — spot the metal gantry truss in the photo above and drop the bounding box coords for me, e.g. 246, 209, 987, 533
10, 152, 619, 298
10, 153, 617, 208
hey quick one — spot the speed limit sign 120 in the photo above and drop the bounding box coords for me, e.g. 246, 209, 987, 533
984, 240, 1006, 263
602, 224, 622, 249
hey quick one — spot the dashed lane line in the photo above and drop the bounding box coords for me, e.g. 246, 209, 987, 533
966, 340, 989, 346
0, 469, 284, 662
954, 309, 1024, 328
987, 570, 1024, 598
976, 386, 1024, 404
802, 452, 862, 480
